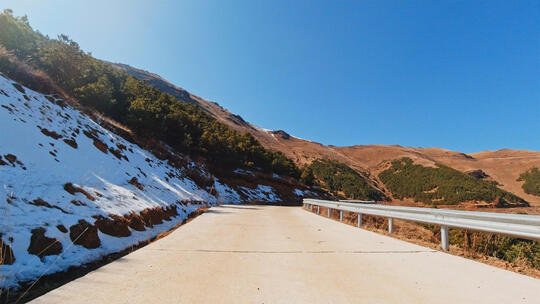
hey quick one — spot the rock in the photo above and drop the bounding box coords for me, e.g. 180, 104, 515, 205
69, 220, 100, 249
27, 227, 63, 257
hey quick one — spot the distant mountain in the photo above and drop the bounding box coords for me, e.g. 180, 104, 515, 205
111, 62, 540, 208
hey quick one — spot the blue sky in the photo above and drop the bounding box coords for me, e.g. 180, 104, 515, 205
3, 0, 539, 152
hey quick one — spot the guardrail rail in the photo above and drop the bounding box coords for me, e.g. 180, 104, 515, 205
303, 199, 540, 251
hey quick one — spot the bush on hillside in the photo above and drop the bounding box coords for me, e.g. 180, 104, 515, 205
379, 157, 527, 206
306, 159, 386, 201
0, 10, 299, 177
517, 167, 540, 196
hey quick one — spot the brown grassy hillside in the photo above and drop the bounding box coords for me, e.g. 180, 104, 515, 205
111, 63, 540, 207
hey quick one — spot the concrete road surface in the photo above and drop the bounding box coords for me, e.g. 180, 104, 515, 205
33, 205, 540, 303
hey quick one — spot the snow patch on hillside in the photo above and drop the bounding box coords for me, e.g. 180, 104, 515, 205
294, 189, 318, 197
0, 74, 282, 289
239, 185, 280, 202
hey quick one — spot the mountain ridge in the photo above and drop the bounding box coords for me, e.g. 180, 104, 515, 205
110, 62, 540, 207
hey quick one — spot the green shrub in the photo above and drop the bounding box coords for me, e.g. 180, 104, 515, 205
517, 167, 540, 196
450, 231, 540, 269
379, 158, 527, 205
306, 159, 386, 201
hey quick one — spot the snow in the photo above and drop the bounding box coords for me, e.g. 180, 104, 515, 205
291, 135, 310, 141
294, 189, 317, 197
0, 74, 257, 289
233, 168, 255, 176
252, 125, 272, 133
213, 179, 242, 204
239, 185, 280, 202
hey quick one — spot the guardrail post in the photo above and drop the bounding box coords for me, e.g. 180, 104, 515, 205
388, 218, 393, 233
317, 206, 320, 215
441, 225, 449, 251
357, 213, 362, 227
328, 207, 331, 218
339, 210, 343, 222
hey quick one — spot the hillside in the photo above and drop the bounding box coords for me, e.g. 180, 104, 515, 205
0, 11, 300, 178
0, 74, 329, 290
307, 159, 387, 201
112, 63, 540, 207
379, 158, 527, 206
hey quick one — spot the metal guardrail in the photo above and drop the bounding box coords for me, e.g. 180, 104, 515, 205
339, 200, 376, 204
303, 199, 540, 251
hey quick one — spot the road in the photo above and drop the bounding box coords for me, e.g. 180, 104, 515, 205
33, 205, 540, 303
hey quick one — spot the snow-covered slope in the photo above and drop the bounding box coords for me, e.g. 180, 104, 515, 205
0, 74, 270, 289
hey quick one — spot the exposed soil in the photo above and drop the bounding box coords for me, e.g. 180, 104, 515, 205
63, 183, 95, 201
12, 82, 25, 93
124, 212, 146, 231
27, 228, 63, 258
69, 220, 100, 249
94, 215, 132, 238
62, 138, 78, 149
128, 177, 144, 191
108, 146, 127, 161
39, 128, 62, 140
3, 154, 20, 166
92, 138, 108, 154
56, 225, 68, 233
29, 198, 69, 214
